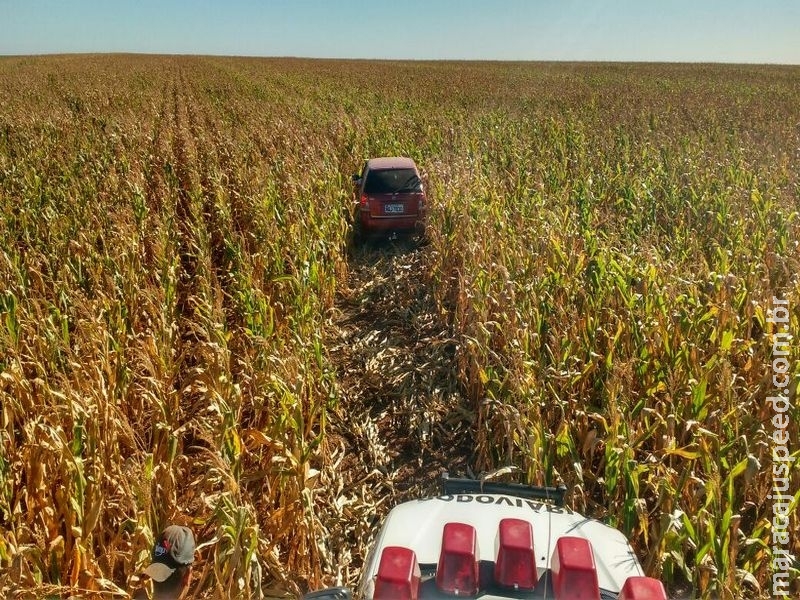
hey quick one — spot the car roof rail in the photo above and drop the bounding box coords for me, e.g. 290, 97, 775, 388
440, 472, 567, 507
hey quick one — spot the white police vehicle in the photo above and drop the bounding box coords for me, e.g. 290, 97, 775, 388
305, 473, 667, 599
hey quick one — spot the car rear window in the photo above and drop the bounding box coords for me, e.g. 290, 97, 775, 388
364, 168, 422, 194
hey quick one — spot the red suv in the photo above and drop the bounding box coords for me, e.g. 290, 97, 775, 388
351, 157, 427, 243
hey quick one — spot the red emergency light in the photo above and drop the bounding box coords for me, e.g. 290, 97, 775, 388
618, 576, 668, 600
494, 518, 537, 590
374, 546, 421, 600
436, 522, 480, 596
550, 536, 600, 599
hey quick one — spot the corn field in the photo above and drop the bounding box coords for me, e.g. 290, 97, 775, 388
0, 55, 798, 599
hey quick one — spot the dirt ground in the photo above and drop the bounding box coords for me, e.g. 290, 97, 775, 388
330, 235, 474, 495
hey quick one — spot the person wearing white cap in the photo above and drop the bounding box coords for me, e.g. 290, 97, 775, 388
134, 525, 196, 599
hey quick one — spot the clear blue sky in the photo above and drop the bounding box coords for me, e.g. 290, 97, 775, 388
1, 0, 798, 63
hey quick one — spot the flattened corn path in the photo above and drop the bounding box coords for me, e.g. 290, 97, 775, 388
325, 237, 474, 569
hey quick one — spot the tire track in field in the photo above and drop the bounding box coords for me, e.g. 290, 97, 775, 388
125, 63, 206, 509
139, 78, 172, 269
325, 236, 477, 583
179, 70, 266, 398
181, 70, 235, 320
169, 69, 199, 317
187, 77, 255, 264
166, 65, 227, 434
330, 239, 473, 499
169, 66, 250, 441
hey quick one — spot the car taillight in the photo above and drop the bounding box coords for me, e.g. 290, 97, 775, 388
360, 193, 369, 209
550, 536, 600, 599
618, 576, 668, 600
494, 518, 537, 591
374, 546, 421, 600
436, 522, 479, 596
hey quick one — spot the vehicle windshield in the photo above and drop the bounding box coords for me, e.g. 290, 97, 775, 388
364, 168, 421, 194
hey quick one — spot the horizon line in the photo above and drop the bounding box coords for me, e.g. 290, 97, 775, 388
1, 51, 798, 67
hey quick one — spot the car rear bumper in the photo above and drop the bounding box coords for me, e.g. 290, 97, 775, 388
359, 212, 424, 233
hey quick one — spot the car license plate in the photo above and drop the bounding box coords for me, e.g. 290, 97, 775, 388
385, 203, 404, 214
